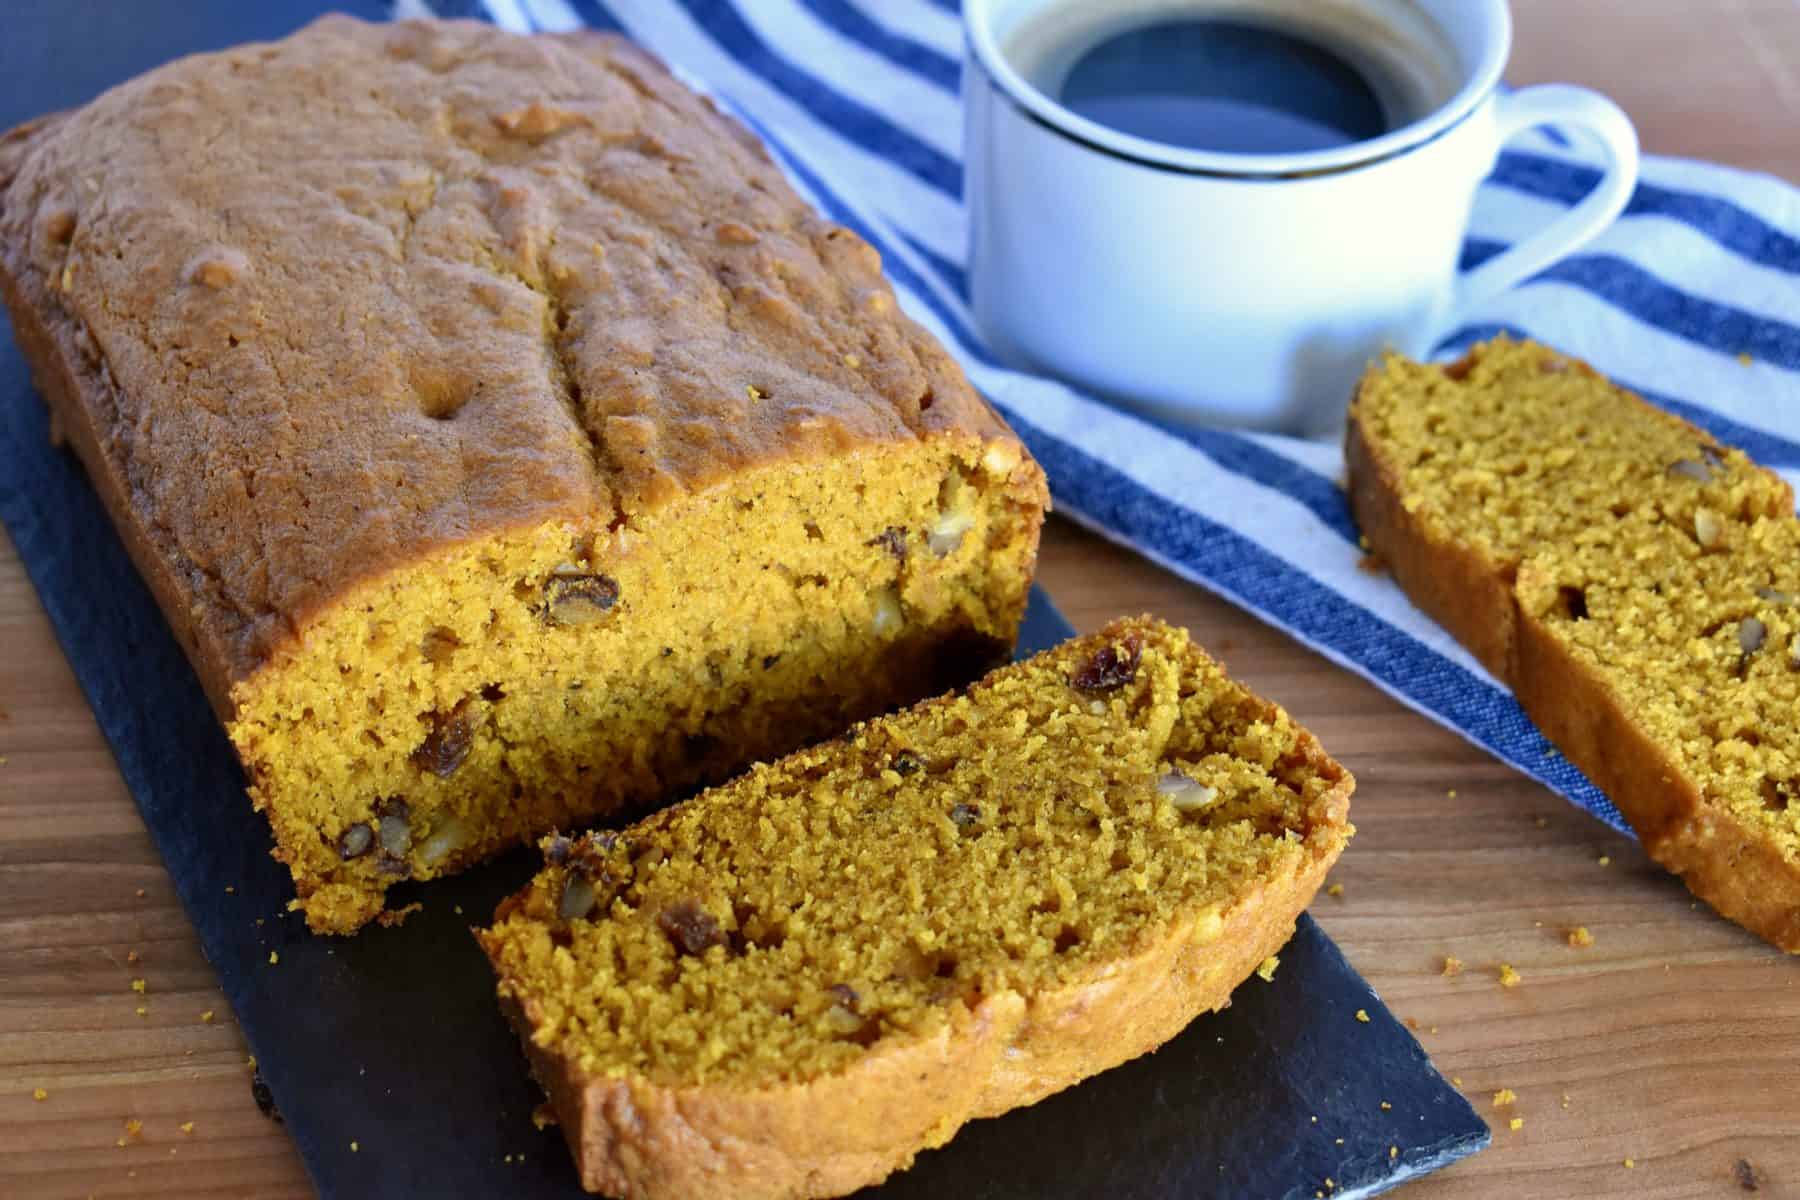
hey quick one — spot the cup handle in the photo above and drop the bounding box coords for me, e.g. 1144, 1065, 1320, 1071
1453, 84, 1640, 313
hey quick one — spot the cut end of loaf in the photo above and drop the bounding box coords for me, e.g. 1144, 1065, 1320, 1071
478, 617, 1352, 1198
230, 436, 1046, 933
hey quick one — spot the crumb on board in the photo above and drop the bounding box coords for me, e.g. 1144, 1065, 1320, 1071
1498, 963, 1522, 988
135, 1007, 147, 1018
1561, 1094, 1571, 1109
135, 888, 146, 898
1624, 1157, 1636, 1168
1442, 956, 1464, 977
1452, 1076, 1463, 1087
1509, 1117, 1524, 1132
201, 1011, 215, 1024
1355, 1009, 1370, 1023
32, 1088, 47, 1102
179, 1122, 194, 1135
130, 979, 146, 995
1493, 1088, 1517, 1108
1327, 883, 1344, 897
1597, 855, 1611, 867
1405, 1017, 1420, 1031
1256, 955, 1281, 982
1534, 816, 1548, 829
125, 951, 140, 965
1446, 789, 1457, 798
1568, 926, 1594, 948
376, 902, 424, 929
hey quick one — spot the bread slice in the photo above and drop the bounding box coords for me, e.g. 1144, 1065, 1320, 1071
0, 18, 1047, 932
1348, 336, 1800, 951
477, 616, 1352, 1198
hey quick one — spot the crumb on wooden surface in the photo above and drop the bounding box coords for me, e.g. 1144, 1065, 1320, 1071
1493, 1088, 1517, 1108
179, 1122, 195, 1135
1442, 956, 1463, 977
1509, 1117, 1524, 1132
130, 979, 146, 994
201, 1011, 215, 1023
1567, 926, 1594, 948
31, 1088, 47, 1102
1498, 963, 1522, 988
1327, 883, 1344, 897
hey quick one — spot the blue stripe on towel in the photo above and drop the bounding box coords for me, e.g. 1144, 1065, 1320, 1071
1493, 151, 1800, 276
796, 0, 962, 92
1461, 237, 1800, 372
670, 0, 965, 197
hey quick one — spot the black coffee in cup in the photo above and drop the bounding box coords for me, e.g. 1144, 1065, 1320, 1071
1006, 2, 1453, 157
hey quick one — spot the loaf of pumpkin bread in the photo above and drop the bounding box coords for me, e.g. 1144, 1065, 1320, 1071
1348, 337, 1800, 951
480, 617, 1353, 1199
0, 17, 1048, 932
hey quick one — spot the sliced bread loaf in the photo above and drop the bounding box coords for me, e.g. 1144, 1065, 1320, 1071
478, 616, 1353, 1198
1348, 337, 1800, 951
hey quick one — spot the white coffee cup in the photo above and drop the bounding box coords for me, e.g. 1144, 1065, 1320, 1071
963, 0, 1639, 434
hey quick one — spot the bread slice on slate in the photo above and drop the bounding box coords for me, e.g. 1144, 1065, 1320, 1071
1348, 336, 1800, 951
478, 616, 1353, 1198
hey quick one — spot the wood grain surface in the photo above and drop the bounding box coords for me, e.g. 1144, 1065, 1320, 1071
3, 3, 1798, 1197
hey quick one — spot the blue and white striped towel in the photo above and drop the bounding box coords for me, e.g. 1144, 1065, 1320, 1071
410, 0, 1800, 836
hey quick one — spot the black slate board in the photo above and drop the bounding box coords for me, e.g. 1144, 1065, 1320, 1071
0, 4, 1489, 1196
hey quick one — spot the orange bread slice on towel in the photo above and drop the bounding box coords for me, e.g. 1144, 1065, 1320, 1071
1348, 336, 1800, 951
478, 616, 1353, 1198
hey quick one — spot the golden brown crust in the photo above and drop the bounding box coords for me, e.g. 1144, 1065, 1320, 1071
1347, 358, 1800, 953
0, 16, 1025, 716
1344, 384, 1514, 679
